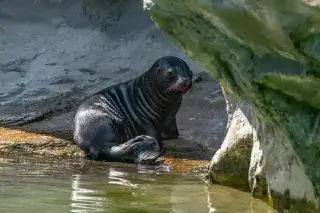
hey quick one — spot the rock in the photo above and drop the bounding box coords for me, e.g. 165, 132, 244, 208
81, 0, 129, 30
208, 96, 253, 190
144, 0, 320, 211
249, 109, 317, 212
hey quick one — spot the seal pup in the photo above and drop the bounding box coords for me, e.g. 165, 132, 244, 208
73, 56, 193, 164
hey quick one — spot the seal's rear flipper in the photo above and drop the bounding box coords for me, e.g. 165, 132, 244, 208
129, 135, 163, 164
86, 135, 162, 163
137, 150, 162, 165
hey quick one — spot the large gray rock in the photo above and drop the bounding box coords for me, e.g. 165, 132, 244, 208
208, 94, 253, 190
144, 0, 320, 211
209, 87, 317, 212
0, 0, 201, 134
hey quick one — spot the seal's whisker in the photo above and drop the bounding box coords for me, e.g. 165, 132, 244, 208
166, 78, 185, 92
166, 83, 178, 92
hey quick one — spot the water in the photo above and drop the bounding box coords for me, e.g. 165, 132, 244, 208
0, 156, 277, 213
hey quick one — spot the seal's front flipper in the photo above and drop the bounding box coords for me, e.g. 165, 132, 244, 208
161, 118, 179, 140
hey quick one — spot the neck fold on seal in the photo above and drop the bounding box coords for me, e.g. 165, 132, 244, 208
131, 71, 182, 122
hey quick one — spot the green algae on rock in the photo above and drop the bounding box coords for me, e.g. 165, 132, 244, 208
144, 0, 320, 211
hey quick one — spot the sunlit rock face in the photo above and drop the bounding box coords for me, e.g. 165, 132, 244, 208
144, 0, 320, 211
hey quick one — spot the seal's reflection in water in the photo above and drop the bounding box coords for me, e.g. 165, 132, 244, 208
70, 174, 106, 213
108, 167, 139, 188
70, 164, 140, 213
69, 161, 176, 213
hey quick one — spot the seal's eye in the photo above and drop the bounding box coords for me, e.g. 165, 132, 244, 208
166, 69, 175, 81
166, 68, 174, 76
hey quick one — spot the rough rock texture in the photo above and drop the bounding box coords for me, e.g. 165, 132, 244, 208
249, 108, 317, 212
210, 86, 318, 211
144, 0, 320, 211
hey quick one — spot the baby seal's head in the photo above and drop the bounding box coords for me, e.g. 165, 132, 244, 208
150, 56, 193, 94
